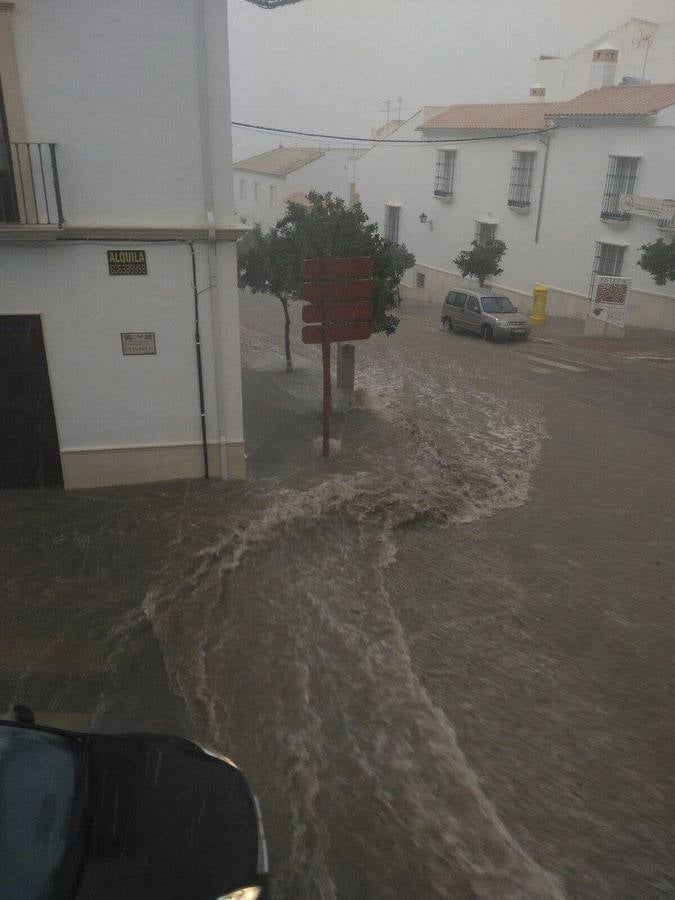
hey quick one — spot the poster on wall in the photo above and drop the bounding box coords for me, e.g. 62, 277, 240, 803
121, 332, 156, 356
590, 277, 631, 329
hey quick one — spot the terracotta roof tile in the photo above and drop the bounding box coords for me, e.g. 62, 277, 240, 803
550, 83, 675, 117
420, 84, 675, 131
234, 147, 325, 176
421, 102, 559, 131
285, 191, 311, 207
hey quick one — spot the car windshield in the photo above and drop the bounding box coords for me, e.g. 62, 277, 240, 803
481, 296, 517, 313
0, 725, 86, 900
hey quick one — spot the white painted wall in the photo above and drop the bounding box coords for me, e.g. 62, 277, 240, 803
0, 242, 222, 451
10, 0, 235, 227
536, 19, 675, 102
235, 170, 285, 230
357, 111, 675, 329
2, 1, 246, 486
234, 149, 355, 229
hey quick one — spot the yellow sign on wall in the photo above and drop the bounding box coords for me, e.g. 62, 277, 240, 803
108, 250, 148, 275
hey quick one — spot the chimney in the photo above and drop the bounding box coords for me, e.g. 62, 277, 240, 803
530, 83, 546, 102
591, 43, 619, 89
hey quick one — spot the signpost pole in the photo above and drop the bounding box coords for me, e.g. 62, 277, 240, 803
301, 257, 375, 460
322, 301, 331, 458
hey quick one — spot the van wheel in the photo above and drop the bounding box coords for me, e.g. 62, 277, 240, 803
481, 324, 493, 342
442, 316, 452, 331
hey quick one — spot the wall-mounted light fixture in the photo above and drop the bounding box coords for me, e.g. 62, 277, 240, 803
419, 212, 434, 230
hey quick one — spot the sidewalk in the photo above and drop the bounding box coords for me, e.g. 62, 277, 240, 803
531, 316, 675, 360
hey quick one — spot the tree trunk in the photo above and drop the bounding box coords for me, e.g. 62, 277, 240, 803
279, 295, 293, 372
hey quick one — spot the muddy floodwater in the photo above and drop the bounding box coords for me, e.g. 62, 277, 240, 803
2, 297, 674, 899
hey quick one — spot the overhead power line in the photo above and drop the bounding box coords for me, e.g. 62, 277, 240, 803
232, 120, 557, 144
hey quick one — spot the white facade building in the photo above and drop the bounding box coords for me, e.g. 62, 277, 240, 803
0, 0, 247, 489
234, 146, 358, 230
357, 32, 675, 331
535, 19, 675, 102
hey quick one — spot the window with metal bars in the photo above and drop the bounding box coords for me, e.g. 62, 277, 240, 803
507, 151, 536, 208
384, 204, 400, 242
434, 150, 456, 197
474, 221, 497, 247
592, 242, 625, 279
416, 272, 426, 288
600, 156, 639, 220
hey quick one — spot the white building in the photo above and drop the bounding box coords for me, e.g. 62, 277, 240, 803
0, 0, 246, 490
535, 18, 675, 102
357, 33, 675, 331
234, 146, 359, 230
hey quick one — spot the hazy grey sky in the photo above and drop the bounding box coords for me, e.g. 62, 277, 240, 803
228, 0, 675, 158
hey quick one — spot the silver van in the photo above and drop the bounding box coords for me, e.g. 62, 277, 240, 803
441, 290, 531, 341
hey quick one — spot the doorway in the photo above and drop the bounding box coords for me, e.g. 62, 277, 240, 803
0, 316, 63, 488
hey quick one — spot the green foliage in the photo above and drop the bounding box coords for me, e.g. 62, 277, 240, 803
453, 239, 507, 287
238, 192, 415, 336
638, 237, 675, 286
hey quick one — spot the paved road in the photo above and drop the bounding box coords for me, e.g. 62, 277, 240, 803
242, 292, 675, 898
1, 292, 673, 899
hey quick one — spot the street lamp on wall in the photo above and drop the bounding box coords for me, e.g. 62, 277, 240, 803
419, 212, 434, 230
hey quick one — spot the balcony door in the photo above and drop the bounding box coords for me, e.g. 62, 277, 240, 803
0, 77, 18, 222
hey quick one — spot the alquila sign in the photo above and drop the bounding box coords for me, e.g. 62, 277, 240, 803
107, 250, 148, 275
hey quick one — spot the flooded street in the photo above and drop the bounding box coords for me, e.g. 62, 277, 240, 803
2, 294, 674, 899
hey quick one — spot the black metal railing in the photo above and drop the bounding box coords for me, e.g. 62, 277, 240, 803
0, 142, 64, 226
600, 155, 638, 222
507, 151, 536, 209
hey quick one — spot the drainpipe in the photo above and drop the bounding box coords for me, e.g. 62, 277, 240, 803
189, 242, 209, 478
534, 131, 553, 244
194, 0, 228, 479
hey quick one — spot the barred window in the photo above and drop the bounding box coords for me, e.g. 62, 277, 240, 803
601, 156, 639, 220
593, 242, 625, 278
474, 221, 497, 247
239, 179, 247, 200
384, 204, 400, 242
434, 150, 456, 197
416, 272, 426, 288
508, 151, 536, 208
270, 185, 277, 206
254, 182, 261, 203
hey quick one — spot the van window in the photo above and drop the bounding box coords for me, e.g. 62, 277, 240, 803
466, 296, 479, 313
445, 292, 455, 305
453, 293, 467, 309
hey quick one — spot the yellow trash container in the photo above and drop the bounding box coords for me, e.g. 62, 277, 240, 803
529, 284, 549, 326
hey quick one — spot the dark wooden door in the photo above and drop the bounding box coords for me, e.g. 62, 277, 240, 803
0, 316, 63, 488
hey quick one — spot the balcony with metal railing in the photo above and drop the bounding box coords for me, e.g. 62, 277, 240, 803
0, 142, 64, 228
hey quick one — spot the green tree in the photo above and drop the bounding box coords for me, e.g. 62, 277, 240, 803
237, 225, 295, 371
237, 192, 415, 371
638, 237, 675, 286
453, 239, 507, 287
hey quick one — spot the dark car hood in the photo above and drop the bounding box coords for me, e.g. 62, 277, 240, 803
0, 723, 259, 900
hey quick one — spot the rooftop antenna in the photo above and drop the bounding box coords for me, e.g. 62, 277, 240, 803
633, 26, 656, 80
397, 97, 403, 121
382, 99, 391, 126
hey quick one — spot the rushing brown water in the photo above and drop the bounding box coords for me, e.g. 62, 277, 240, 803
4, 300, 673, 899
130, 319, 563, 900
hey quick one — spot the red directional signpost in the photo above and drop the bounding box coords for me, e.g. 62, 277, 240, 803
301, 257, 375, 458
